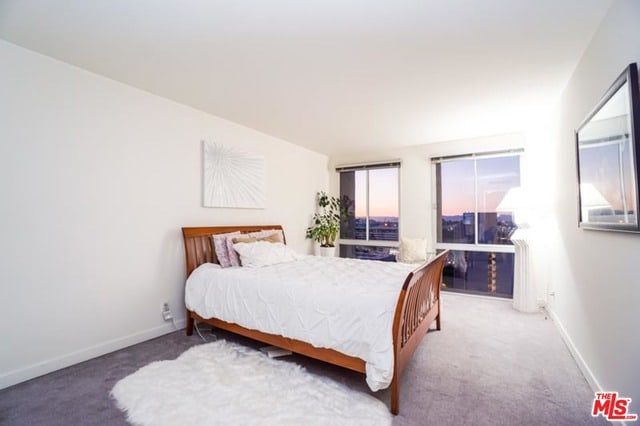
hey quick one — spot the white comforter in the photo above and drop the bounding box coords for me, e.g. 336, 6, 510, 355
185, 255, 416, 391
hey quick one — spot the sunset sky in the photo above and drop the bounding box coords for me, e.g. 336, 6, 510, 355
440, 156, 520, 216
348, 156, 521, 219
354, 168, 399, 218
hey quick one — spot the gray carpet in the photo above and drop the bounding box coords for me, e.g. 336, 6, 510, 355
0, 293, 604, 425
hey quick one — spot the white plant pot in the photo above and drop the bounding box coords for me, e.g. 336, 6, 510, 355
318, 246, 337, 257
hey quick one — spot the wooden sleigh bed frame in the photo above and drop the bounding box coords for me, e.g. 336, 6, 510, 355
182, 225, 448, 415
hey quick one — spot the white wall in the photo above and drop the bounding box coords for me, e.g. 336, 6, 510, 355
0, 40, 328, 389
330, 133, 526, 251
527, 0, 640, 402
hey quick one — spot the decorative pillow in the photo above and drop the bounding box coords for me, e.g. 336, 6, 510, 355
232, 236, 258, 244
226, 229, 284, 267
248, 229, 284, 243
259, 233, 281, 243
397, 237, 428, 264
233, 241, 298, 268
211, 231, 241, 268
231, 233, 280, 244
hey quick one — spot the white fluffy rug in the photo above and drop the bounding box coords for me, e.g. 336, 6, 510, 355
111, 340, 391, 425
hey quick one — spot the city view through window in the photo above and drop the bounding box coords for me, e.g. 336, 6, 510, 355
337, 154, 521, 299
339, 166, 399, 261
435, 154, 521, 298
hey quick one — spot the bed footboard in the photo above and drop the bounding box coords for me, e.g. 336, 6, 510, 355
390, 250, 448, 414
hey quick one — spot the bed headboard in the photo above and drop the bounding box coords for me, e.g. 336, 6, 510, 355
181, 225, 285, 278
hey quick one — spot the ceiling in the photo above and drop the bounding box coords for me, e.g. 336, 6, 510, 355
0, 0, 613, 156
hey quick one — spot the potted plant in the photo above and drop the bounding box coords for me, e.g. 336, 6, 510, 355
306, 191, 343, 256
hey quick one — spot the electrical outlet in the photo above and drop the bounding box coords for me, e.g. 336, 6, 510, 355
162, 302, 173, 321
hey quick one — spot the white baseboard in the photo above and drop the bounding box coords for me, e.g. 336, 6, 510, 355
545, 307, 601, 393
0, 319, 186, 390
442, 290, 513, 304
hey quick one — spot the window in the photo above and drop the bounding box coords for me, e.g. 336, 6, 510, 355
338, 162, 400, 261
433, 151, 521, 297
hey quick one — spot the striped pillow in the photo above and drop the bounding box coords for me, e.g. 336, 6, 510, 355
211, 231, 241, 267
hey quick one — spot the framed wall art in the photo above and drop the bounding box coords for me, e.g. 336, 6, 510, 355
203, 141, 265, 209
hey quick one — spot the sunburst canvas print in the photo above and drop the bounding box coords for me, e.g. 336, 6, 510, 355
203, 141, 265, 209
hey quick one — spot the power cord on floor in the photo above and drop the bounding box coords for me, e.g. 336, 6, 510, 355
194, 321, 217, 343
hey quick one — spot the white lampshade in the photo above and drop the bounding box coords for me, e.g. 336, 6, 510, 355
496, 187, 524, 212
496, 187, 527, 227
580, 183, 610, 208
580, 183, 611, 223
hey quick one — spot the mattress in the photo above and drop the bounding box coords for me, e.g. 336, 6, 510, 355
185, 255, 415, 391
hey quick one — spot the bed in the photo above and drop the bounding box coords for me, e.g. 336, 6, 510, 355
181, 225, 448, 415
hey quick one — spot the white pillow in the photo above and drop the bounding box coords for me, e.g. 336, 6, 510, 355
397, 237, 428, 264
233, 241, 299, 268
226, 229, 284, 267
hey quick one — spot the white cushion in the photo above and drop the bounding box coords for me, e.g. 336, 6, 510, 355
396, 237, 428, 264
233, 241, 299, 268
226, 229, 284, 267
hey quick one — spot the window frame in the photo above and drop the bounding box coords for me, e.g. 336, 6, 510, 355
336, 161, 401, 248
431, 149, 523, 255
